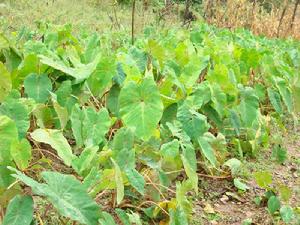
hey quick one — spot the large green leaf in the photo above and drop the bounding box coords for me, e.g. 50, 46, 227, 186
267, 88, 283, 114
83, 34, 100, 63
12, 54, 41, 89
30, 129, 74, 166
72, 146, 98, 176
113, 148, 135, 171
181, 142, 197, 172
10, 138, 32, 170
119, 77, 163, 140
52, 95, 69, 129
71, 106, 111, 147
87, 56, 117, 97
33, 104, 53, 128
268, 196, 280, 214
24, 73, 52, 103
160, 139, 180, 159
207, 63, 237, 95
197, 136, 217, 167
3, 48, 22, 72
274, 77, 293, 113
0, 163, 16, 188
0, 116, 18, 163
177, 103, 209, 140
175, 180, 193, 222
71, 104, 85, 147
0, 62, 12, 102
112, 127, 134, 152
169, 207, 189, 225
181, 154, 198, 193
229, 109, 241, 136
107, 84, 121, 117
125, 169, 145, 195
39, 54, 100, 83
0, 97, 30, 139
210, 84, 227, 119
82, 108, 111, 147
55, 80, 72, 107
2, 195, 34, 225
239, 87, 259, 127
10, 168, 101, 225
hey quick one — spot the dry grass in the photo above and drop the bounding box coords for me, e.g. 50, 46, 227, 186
0, 0, 182, 34
202, 0, 300, 39
0, 0, 299, 39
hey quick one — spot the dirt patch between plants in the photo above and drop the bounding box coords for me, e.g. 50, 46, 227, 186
192, 129, 300, 225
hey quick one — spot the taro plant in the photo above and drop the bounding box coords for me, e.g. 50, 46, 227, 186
0, 22, 299, 224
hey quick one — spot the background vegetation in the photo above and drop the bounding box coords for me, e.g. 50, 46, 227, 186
1, 0, 300, 38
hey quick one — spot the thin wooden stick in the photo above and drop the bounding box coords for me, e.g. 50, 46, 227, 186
197, 173, 231, 180
131, 0, 136, 45
290, 0, 300, 30
277, 0, 288, 37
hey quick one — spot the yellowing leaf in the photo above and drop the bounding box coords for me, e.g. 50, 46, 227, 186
30, 129, 74, 166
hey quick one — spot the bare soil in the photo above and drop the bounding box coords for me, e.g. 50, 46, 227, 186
192, 128, 300, 225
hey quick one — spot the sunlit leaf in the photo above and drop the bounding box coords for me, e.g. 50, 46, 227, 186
31, 129, 74, 166
119, 77, 163, 140
254, 171, 272, 188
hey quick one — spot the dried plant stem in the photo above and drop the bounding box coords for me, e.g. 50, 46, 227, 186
277, 0, 288, 37
290, 0, 300, 30
131, 0, 136, 45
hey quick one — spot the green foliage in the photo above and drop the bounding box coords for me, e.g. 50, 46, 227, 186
272, 145, 287, 164
268, 196, 281, 214
0, 94, 30, 139
10, 138, 32, 170
233, 178, 249, 192
254, 171, 273, 189
119, 76, 163, 140
0, 22, 299, 224
24, 73, 52, 103
10, 167, 101, 225
2, 195, 33, 225
253, 171, 297, 223
31, 129, 74, 166
280, 206, 294, 223
0, 62, 12, 102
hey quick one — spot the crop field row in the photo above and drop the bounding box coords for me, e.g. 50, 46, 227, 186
0, 21, 299, 224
